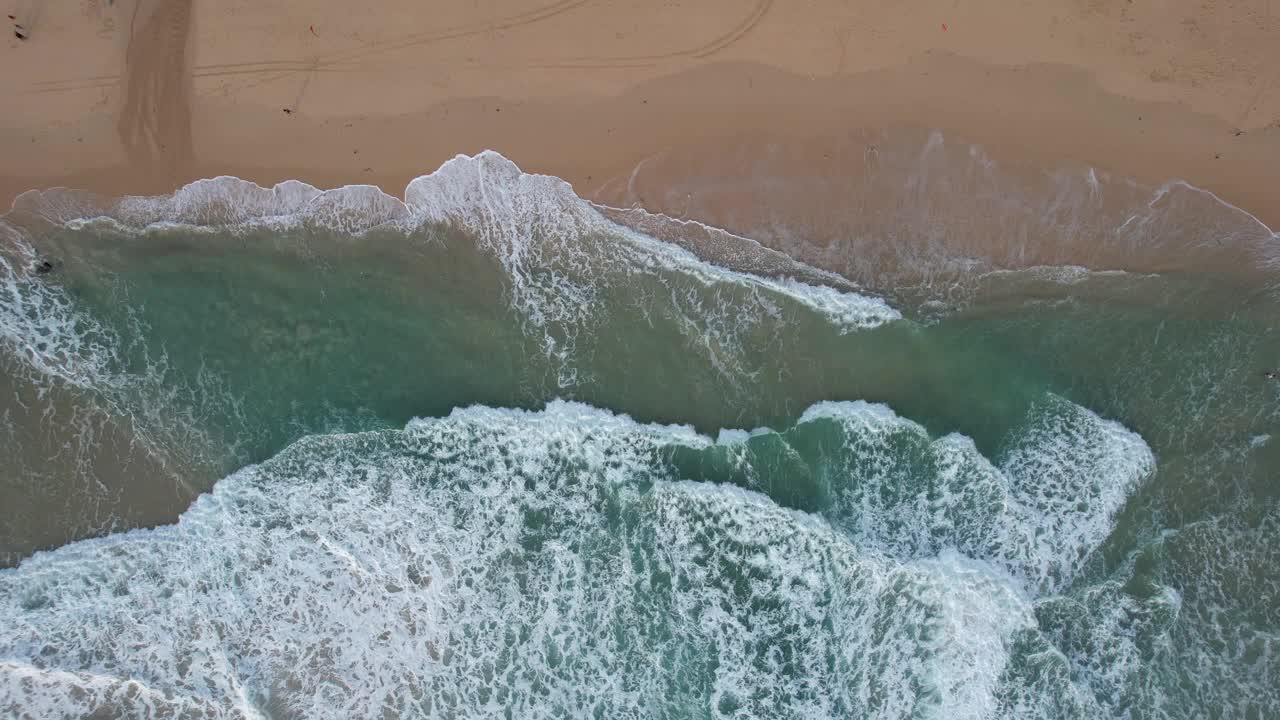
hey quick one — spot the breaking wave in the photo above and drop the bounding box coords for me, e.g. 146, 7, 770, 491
1, 399, 1155, 719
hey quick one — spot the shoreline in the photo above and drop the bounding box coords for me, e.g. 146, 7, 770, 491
5, 57, 1279, 226
2, 1, 1278, 229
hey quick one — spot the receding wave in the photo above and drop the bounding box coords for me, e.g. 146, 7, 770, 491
0, 152, 902, 560
594, 129, 1280, 307
1, 142, 1277, 719
6, 151, 894, 325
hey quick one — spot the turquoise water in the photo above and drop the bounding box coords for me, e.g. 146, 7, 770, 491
0, 151, 1277, 718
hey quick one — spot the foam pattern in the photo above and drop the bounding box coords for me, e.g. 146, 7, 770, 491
0, 398, 1158, 719
6, 153, 898, 394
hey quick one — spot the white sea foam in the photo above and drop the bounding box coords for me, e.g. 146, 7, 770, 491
796, 397, 1155, 592
403, 152, 899, 335
0, 227, 231, 465
0, 229, 126, 390
10, 151, 899, 336
0, 152, 900, 492
6, 153, 899, 396
0, 397, 1157, 718
979, 264, 1150, 286
653, 481, 1035, 720
2, 145, 1251, 719
594, 129, 1280, 308
1140, 512, 1280, 718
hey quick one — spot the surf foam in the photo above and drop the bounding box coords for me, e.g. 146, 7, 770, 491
0, 398, 1156, 718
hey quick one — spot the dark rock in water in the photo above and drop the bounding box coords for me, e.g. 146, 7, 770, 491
34, 260, 54, 275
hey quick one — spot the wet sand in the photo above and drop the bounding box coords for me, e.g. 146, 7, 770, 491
1, 0, 1278, 227
0, 354, 201, 566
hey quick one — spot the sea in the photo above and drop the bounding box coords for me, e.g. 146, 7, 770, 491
0, 136, 1277, 719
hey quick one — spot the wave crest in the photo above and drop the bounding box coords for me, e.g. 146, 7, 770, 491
0, 398, 1153, 718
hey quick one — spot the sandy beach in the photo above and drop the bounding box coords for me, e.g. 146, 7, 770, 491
2, 0, 1278, 227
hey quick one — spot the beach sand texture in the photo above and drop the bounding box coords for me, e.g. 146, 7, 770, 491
1, 0, 1277, 226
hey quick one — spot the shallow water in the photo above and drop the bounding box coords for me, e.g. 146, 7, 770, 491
0, 147, 1277, 718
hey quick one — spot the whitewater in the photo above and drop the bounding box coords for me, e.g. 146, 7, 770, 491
1, 145, 1277, 719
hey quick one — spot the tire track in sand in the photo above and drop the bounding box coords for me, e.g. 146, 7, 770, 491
527, 0, 773, 69
27, 0, 593, 95
116, 0, 194, 181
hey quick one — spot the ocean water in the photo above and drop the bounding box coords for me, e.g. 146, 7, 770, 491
0, 146, 1277, 719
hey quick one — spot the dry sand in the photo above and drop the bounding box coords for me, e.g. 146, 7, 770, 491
2, 0, 1278, 227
